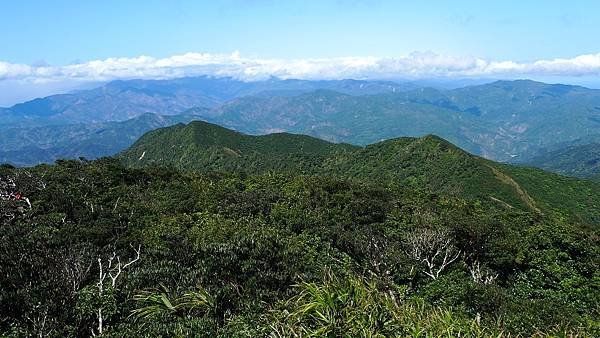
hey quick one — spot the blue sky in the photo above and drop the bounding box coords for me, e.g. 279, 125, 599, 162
1, 0, 598, 63
1, 0, 600, 105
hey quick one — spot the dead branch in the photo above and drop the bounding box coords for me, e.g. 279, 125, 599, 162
405, 228, 461, 280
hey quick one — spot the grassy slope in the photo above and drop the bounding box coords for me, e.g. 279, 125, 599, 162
500, 163, 600, 225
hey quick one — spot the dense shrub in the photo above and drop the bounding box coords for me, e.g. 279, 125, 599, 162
0, 159, 598, 336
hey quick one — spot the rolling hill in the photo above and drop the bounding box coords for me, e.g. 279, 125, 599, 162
120, 120, 600, 225
119, 120, 359, 174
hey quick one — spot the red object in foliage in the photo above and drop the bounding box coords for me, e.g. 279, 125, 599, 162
14, 193, 21, 200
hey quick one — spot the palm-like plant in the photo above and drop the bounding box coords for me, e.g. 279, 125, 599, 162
130, 283, 178, 319
131, 283, 214, 320
176, 284, 215, 314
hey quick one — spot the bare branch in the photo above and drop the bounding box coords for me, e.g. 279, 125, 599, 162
405, 228, 461, 280
94, 244, 142, 335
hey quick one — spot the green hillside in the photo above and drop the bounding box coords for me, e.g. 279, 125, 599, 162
121, 120, 358, 173
120, 120, 600, 225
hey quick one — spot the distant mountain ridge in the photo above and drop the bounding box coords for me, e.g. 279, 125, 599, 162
0, 77, 418, 127
119, 120, 600, 225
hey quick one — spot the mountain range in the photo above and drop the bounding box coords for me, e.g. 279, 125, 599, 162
0, 77, 416, 127
202, 80, 600, 162
2, 77, 600, 176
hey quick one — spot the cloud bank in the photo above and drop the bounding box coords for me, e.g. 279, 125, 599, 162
2, 51, 600, 84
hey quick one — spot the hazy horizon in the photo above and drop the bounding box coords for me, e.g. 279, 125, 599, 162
4, 74, 600, 108
3, 0, 600, 106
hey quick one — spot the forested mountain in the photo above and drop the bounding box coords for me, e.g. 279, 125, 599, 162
120, 120, 600, 225
2, 135, 599, 336
0, 109, 210, 167
526, 143, 600, 179
120, 120, 359, 173
4, 91, 598, 336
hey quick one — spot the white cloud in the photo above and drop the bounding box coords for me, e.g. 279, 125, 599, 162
2, 51, 600, 84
